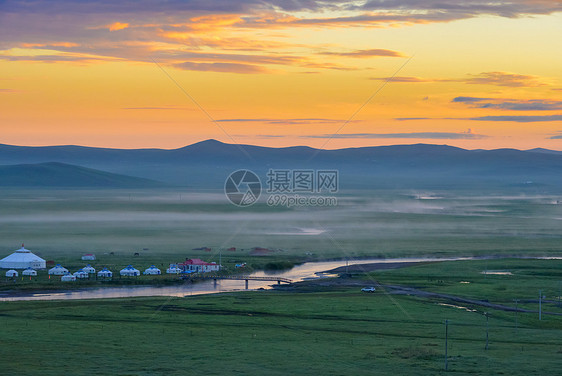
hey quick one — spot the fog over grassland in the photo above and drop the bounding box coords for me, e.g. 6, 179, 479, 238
0, 188, 560, 260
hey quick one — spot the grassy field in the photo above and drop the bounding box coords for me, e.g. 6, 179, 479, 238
1, 259, 561, 375
0, 188, 560, 263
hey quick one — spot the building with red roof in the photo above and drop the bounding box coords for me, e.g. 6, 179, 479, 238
179, 258, 220, 273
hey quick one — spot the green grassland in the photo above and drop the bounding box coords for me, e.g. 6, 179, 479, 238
1, 259, 562, 375
0, 188, 560, 263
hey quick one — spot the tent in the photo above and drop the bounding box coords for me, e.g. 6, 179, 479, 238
0, 245, 46, 269
22, 267, 37, 276
5, 269, 18, 277
166, 264, 182, 274
61, 274, 76, 282
83, 264, 96, 274
144, 265, 161, 275
48, 264, 69, 275
81, 254, 96, 261
120, 265, 140, 276
97, 268, 113, 278
73, 269, 89, 279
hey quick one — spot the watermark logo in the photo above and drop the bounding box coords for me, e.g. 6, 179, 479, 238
225, 168, 338, 207
266, 169, 338, 193
224, 169, 262, 207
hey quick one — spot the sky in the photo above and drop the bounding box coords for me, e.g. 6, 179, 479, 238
1, 0, 562, 150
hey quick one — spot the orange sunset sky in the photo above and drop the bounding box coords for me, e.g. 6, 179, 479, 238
1, 0, 562, 150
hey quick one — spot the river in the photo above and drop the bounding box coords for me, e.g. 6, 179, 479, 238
0, 256, 557, 301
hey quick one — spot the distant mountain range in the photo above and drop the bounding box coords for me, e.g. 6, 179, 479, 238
0, 162, 164, 188
0, 140, 561, 189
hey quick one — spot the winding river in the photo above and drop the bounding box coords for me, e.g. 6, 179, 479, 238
0, 256, 558, 301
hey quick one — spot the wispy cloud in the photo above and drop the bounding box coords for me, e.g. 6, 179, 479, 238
217, 118, 353, 125
371, 71, 549, 87
470, 115, 562, 122
464, 71, 546, 87
453, 97, 562, 111
550, 132, 562, 139
2, 1, 561, 75
122, 106, 193, 110
320, 48, 405, 58
302, 131, 486, 139
174, 61, 270, 74
370, 76, 445, 83
395, 117, 431, 121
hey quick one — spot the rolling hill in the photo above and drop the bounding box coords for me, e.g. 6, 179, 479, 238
0, 162, 165, 188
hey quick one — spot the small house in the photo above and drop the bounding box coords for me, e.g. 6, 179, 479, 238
179, 258, 220, 273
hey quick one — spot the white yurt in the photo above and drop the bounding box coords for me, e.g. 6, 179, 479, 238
61, 274, 77, 282
22, 267, 37, 276
0, 245, 46, 269
73, 269, 89, 279
81, 254, 96, 261
5, 269, 18, 277
166, 264, 182, 274
120, 265, 140, 276
97, 267, 113, 278
48, 264, 69, 275
144, 265, 161, 275
83, 264, 96, 274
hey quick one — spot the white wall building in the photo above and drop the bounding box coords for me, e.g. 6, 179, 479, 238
0, 245, 46, 269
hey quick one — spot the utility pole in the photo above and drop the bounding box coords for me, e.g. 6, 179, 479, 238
444, 319, 449, 371
485, 312, 489, 350
558, 281, 561, 308
513, 299, 519, 332
539, 290, 542, 321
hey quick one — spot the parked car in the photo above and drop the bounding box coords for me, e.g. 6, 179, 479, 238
361, 287, 376, 292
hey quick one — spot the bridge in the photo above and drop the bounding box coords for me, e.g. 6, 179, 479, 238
181, 275, 293, 289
